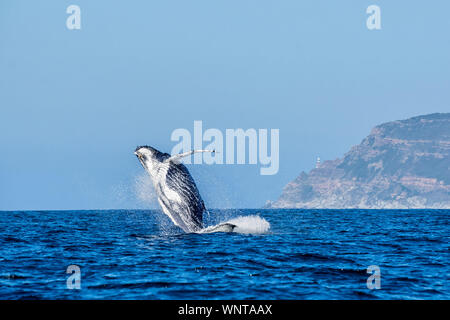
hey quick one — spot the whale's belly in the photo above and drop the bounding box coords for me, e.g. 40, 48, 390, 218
153, 163, 203, 232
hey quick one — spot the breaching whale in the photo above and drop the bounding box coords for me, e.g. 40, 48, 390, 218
134, 146, 236, 233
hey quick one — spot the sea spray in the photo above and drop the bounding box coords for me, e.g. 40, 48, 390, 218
133, 166, 270, 235
226, 215, 270, 234
228, 215, 270, 234
133, 172, 176, 235
199, 215, 270, 234
134, 172, 157, 206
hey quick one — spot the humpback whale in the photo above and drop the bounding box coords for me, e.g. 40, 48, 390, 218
134, 146, 236, 233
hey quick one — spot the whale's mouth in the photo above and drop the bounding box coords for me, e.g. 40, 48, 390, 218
134, 148, 145, 160
134, 151, 147, 170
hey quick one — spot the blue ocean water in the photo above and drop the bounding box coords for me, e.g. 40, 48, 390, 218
0, 209, 448, 299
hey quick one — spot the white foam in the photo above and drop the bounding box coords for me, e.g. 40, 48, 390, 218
224, 215, 270, 234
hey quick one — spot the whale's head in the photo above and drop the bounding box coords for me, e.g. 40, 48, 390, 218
134, 146, 166, 175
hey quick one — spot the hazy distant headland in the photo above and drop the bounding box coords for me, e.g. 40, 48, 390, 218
267, 113, 450, 209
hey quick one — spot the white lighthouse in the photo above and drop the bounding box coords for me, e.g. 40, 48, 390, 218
315, 156, 321, 169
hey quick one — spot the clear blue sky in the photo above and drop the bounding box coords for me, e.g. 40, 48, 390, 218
1, 1, 449, 210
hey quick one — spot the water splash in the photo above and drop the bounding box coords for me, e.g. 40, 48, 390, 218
227, 215, 270, 234
134, 172, 157, 206
200, 215, 270, 234
132, 170, 270, 235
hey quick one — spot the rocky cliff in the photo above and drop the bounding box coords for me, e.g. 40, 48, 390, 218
268, 113, 450, 209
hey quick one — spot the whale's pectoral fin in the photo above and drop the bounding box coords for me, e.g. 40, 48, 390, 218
166, 149, 216, 164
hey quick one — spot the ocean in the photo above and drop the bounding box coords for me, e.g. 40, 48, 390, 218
0, 209, 448, 299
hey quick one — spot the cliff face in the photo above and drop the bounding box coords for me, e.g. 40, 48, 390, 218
268, 113, 450, 209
